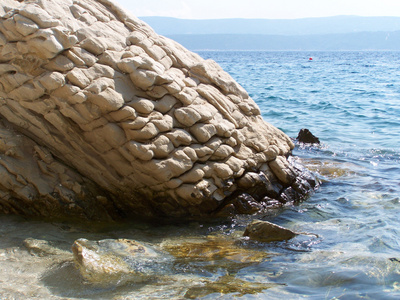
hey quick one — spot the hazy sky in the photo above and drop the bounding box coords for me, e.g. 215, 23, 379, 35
115, 0, 400, 19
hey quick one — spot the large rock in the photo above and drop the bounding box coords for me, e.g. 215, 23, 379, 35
0, 0, 317, 220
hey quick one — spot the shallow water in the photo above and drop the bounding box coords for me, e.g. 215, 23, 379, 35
1, 51, 400, 299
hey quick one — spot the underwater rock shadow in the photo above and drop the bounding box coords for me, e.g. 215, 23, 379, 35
40, 260, 150, 299
40, 258, 284, 299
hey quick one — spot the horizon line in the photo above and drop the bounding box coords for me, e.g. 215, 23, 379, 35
138, 15, 400, 21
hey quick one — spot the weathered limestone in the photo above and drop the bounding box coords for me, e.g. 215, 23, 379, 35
0, 0, 317, 220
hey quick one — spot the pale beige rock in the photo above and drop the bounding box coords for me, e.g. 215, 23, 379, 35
86, 77, 115, 94
269, 156, 296, 185
182, 146, 198, 162
8, 82, 45, 102
166, 129, 193, 147
84, 64, 115, 81
39, 72, 65, 92
190, 123, 217, 143
205, 137, 222, 151
19, 4, 62, 29
152, 135, 174, 158
153, 95, 177, 113
109, 106, 137, 122
211, 144, 235, 161
152, 115, 173, 132
164, 150, 193, 178
67, 67, 91, 88
174, 87, 198, 106
147, 85, 168, 99
179, 165, 205, 183
174, 107, 201, 127
0, 72, 31, 93
211, 162, 234, 179
121, 117, 148, 130
87, 87, 124, 113
44, 55, 75, 72
127, 122, 159, 141
79, 116, 108, 131
70, 47, 98, 66
96, 123, 127, 148
128, 98, 154, 114
0, 0, 316, 220
127, 141, 154, 161
14, 14, 39, 36
129, 69, 157, 90
162, 81, 181, 94
0, 32, 6, 46
80, 36, 108, 55
214, 119, 235, 138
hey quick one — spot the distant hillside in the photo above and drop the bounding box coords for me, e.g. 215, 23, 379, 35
139, 16, 400, 51
166, 31, 400, 51
140, 16, 400, 36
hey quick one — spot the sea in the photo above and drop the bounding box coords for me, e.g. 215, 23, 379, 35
0, 51, 399, 299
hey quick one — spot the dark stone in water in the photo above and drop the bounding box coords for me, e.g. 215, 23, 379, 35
243, 220, 297, 242
297, 128, 320, 144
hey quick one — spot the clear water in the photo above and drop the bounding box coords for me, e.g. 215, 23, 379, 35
1, 51, 400, 299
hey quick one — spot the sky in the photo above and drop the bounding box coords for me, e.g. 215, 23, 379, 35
115, 0, 400, 19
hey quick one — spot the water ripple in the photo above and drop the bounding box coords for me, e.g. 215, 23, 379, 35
193, 51, 400, 298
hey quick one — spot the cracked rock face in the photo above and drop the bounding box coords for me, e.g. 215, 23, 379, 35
0, 0, 317, 220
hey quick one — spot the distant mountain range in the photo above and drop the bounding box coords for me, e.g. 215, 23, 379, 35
140, 16, 400, 50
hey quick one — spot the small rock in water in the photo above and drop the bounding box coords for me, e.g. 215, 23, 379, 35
297, 128, 320, 144
71, 238, 161, 285
243, 220, 297, 242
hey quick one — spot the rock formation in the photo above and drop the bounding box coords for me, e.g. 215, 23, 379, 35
296, 128, 320, 144
0, 0, 317, 220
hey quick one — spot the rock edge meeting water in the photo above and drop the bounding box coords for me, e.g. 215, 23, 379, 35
1, 50, 399, 299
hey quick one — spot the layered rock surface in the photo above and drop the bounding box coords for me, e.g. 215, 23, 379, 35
0, 0, 316, 220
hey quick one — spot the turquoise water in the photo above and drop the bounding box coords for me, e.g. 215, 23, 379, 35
0, 51, 399, 299
197, 50, 400, 298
